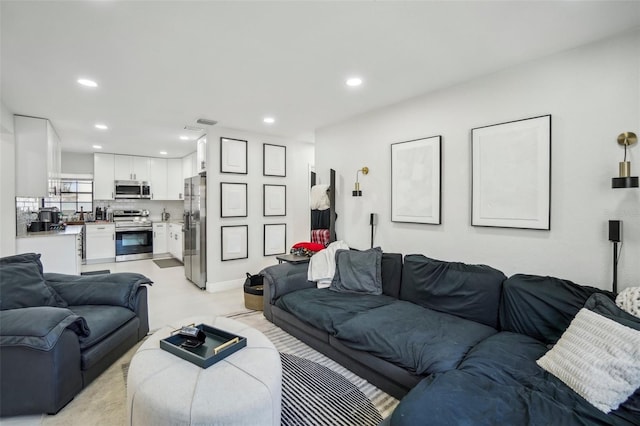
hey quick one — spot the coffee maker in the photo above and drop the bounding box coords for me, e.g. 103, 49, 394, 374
95, 206, 104, 220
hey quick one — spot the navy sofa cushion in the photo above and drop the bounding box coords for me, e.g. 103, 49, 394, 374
275, 288, 396, 334
399, 254, 505, 328
0, 262, 66, 310
334, 300, 497, 375
70, 305, 136, 350
499, 274, 615, 345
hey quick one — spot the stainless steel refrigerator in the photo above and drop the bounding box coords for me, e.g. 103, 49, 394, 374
184, 173, 207, 289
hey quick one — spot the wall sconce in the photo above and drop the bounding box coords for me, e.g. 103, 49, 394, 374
353, 166, 369, 196
612, 132, 639, 188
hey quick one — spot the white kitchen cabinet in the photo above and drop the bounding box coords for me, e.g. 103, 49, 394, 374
149, 157, 168, 200
14, 115, 62, 197
168, 223, 183, 261
114, 155, 150, 181
167, 158, 183, 200
16, 226, 83, 275
93, 153, 115, 200
182, 152, 197, 180
196, 136, 207, 174
153, 222, 168, 254
85, 224, 116, 263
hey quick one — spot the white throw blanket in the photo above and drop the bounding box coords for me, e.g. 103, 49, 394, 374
308, 240, 350, 288
310, 184, 331, 210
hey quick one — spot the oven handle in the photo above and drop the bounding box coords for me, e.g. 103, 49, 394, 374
115, 227, 153, 232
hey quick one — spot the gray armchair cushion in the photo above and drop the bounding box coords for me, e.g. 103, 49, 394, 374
45, 272, 152, 310
0, 252, 44, 274
260, 262, 314, 303
0, 306, 89, 350
0, 262, 67, 310
69, 305, 136, 349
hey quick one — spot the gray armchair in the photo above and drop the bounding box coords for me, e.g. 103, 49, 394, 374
0, 253, 150, 417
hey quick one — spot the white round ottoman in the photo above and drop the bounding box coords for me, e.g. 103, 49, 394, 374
126, 316, 281, 426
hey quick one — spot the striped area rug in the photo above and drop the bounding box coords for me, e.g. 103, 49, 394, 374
230, 311, 398, 425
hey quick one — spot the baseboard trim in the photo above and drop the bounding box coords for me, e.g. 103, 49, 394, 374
206, 278, 243, 293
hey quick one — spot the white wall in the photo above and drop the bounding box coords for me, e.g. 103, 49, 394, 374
0, 101, 16, 256
316, 30, 640, 291
203, 126, 314, 290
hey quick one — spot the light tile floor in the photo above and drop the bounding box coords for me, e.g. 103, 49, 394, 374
2, 258, 247, 425
83, 259, 247, 331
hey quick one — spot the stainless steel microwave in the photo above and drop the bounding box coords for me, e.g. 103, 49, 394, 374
114, 180, 151, 199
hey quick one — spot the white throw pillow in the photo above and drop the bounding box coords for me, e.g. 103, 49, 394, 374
616, 287, 640, 318
536, 308, 640, 413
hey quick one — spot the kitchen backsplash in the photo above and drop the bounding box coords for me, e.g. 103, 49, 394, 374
94, 199, 184, 222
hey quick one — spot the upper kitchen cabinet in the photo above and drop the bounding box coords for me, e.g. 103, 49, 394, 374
94, 153, 115, 200
196, 136, 207, 174
182, 152, 197, 180
14, 115, 61, 197
167, 158, 184, 200
114, 155, 150, 181
149, 157, 168, 200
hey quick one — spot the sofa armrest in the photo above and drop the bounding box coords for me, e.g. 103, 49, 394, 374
0, 306, 89, 351
45, 272, 152, 310
261, 263, 314, 304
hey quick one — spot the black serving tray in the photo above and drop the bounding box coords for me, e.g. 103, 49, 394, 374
160, 323, 247, 368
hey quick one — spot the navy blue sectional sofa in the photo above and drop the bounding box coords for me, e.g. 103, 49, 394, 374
261, 253, 640, 425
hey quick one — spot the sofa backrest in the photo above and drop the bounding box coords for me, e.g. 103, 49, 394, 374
499, 274, 615, 345
399, 254, 506, 329
381, 253, 403, 298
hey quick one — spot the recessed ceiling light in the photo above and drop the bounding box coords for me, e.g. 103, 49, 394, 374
346, 77, 363, 87
180, 136, 189, 141
77, 78, 98, 88
92, 145, 102, 149
95, 123, 108, 130
263, 117, 275, 124
160, 151, 168, 155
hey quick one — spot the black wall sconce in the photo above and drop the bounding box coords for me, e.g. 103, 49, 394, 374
353, 166, 369, 196
612, 132, 638, 188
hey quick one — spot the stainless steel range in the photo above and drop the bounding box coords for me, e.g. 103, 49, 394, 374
113, 209, 153, 262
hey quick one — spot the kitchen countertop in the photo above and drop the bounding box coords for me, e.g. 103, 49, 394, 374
17, 225, 84, 239
83, 221, 114, 225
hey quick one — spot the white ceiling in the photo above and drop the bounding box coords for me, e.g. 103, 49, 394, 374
2, 1, 639, 158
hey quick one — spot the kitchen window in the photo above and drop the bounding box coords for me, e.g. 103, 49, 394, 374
45, 179, 93, 214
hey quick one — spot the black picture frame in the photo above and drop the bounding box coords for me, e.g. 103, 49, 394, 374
263, 223, 286, 256
221, 225, 248, 261
220, 182, 247, 218
471, 114, 551, 230
263, 143, 286, 177
220, 137, 248, 174
263, 184, 286, 216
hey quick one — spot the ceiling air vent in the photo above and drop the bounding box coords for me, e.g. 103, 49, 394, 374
196, 118, 218, 126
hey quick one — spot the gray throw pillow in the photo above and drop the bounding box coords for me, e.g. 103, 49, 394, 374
330, 247, 382, 295
0, 262, 66, 310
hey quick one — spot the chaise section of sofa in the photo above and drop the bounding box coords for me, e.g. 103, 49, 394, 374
0, 253, 150, 417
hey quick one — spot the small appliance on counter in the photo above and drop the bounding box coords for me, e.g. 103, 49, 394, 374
28, 207, 61, 232
161, 208, 170, 222
95, 207, 104, 220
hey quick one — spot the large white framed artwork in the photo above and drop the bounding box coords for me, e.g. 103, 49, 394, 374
220, 182, 247, 218
220, 137, 247, 174
263, 143, 286, 177
263, 184, 286, 216
471, 114, 551, 230
263, 223, 286, 256
391, 136, 442, 224
221, 225, 248, 261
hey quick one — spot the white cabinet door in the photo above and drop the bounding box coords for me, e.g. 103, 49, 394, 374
16, 235, 78, 275
167, 158, 183, 200
15, 115, 50, 197
94, 153, 115, 200
149, 157, 168, 200
182, 152, 197, 179
114, 155, 134, 180
85, 224, 115, 261
153, 223, 168, 254
132, 156, 150, 181
196, 136, 207, 174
